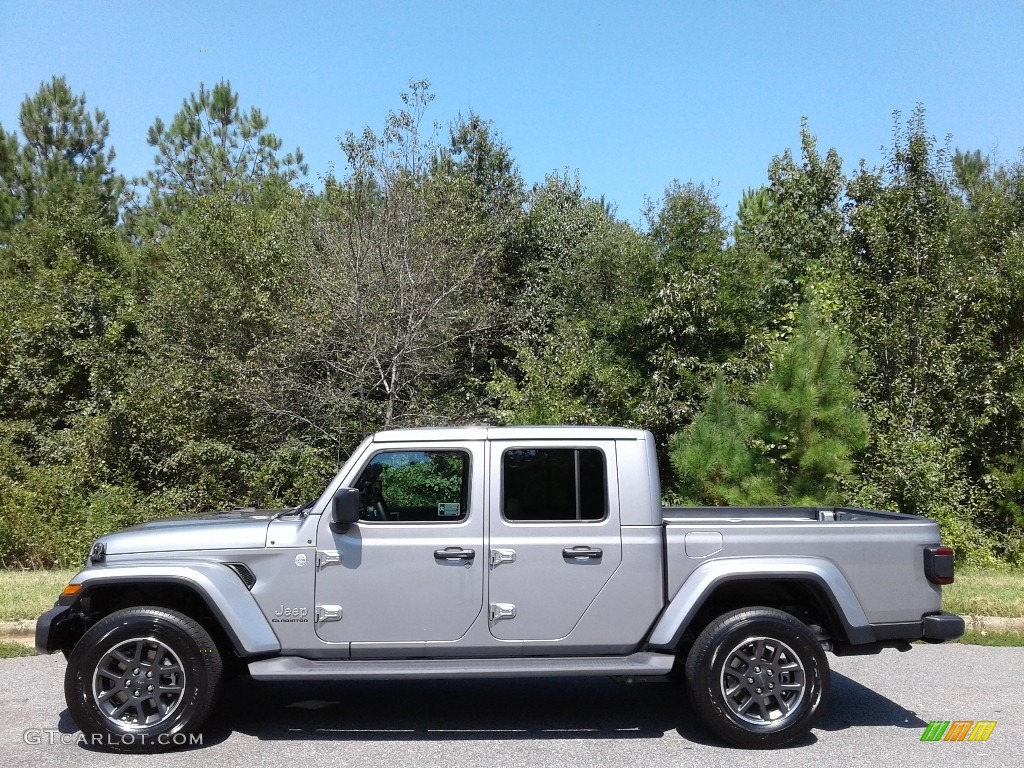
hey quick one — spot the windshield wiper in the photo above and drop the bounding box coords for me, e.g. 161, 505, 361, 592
272, 500, 316, 520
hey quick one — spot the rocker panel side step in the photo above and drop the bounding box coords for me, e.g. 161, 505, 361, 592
248, 652, 674, 681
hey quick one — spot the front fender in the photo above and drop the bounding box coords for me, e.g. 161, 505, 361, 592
49, 561, 281, 656
648, 556, 873, 649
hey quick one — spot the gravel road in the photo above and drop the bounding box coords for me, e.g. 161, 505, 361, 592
1, 643, 1019, 767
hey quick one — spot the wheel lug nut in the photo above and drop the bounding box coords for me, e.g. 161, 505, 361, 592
147, 685, 154, 692
747, 677, 754, 684
756, 687, 763, 694
754, 666, 761, 673
769, 683, 775, 690
133, 690, 140, 697
147, 671, 154, 678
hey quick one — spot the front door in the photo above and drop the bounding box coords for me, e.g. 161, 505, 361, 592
314, 442, 485, 652
487, 440, 622, 642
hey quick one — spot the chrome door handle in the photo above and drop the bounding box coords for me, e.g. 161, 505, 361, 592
434, 547, 476, 561
562, 547, 603, 560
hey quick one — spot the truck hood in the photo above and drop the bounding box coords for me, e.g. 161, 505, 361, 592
98, 507, 286, 556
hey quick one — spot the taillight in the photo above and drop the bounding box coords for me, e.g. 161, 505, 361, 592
924, 546, 955, 585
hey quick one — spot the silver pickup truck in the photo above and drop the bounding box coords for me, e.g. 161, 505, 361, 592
37, 426, 964, 751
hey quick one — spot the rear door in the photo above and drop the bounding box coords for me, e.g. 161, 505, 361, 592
486, 440, 622, 642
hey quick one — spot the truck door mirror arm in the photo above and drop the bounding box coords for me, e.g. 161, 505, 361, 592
330, 487, 361, 532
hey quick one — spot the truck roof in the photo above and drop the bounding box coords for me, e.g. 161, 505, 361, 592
371, 425, 650, 442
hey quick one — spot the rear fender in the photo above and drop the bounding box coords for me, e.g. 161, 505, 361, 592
648, 557, 873, 649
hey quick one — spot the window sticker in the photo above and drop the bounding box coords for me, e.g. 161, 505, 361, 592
437, 502, 461, 517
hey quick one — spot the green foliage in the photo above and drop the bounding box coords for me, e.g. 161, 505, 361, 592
489, 319, 642, 426
0, 76, 122, 234
733, 186, 770, 242
108, 191, 315, 509
667, 375, 773, 505
4, 76, 1024, 566
0, 420, 173, 568
381, 455, 463, 507
841, 108, 1024, 560
126, 79, 307, 237
256, 81, 520, 452
0, 193, 140, 432
669, 309, 867, 506
952, 148, 990, 199
748, 309, 868, 503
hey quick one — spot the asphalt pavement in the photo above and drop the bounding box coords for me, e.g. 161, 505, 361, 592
1, 644, 1019, 767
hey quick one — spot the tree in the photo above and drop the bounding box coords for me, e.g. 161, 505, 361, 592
746, 309, 868, 503
842, 108, 1006, 559
667, 374, 773, 505
952, 148, 990, 201
127, 80, 307, 237
105, 190, 327, 510
668, 308, 867, 506
732, 186, 770, 243
252, 82, 514, 456
0, 194, 140, 433
489, 173, 654, 430
640, 181, 746, 436
0, 76, 121, 234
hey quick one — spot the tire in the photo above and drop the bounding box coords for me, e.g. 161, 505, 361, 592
64, 606, 223, 753
684, 607, 830, 749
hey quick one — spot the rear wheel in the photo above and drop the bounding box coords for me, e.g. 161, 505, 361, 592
64, 607, 222, 753
684, 607, 829, 749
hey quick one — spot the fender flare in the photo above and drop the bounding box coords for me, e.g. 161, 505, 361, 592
63, 561, 280, 656
648, 557, 874, 649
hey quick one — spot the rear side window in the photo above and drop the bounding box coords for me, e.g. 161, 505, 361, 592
355, 450, 469, 522
502, 448, 606, 522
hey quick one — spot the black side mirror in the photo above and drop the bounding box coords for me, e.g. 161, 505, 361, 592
331, 487, 361, 532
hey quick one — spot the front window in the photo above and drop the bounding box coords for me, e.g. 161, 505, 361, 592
354, 450, 469, 522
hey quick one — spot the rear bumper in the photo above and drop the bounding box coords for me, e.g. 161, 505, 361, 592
868, 611, 966, 645
922, 611, 966, 642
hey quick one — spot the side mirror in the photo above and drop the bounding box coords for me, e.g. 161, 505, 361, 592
331, 487, 361, 531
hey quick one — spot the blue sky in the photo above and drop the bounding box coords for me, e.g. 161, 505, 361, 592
2, 0, 1023, 225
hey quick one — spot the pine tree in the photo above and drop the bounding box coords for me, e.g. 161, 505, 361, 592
127, 80, 307, 237
0, 76, 121, 233
668, 374, 775, 505
747, 308, 868, 504
668, 308, 867, 506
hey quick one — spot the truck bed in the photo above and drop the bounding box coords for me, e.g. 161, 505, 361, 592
659, 505, 943, 627
662, 506, 916, 524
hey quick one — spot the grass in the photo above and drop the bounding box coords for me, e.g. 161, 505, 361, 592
0, 569, 76, 622
943, 567, 1024, 619
960, 628, 1024, 647
0, 640, 35, 658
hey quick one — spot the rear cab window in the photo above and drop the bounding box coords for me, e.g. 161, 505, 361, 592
502, 448, 606, 522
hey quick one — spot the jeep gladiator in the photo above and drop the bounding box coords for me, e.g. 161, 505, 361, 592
36, 426, 964, 751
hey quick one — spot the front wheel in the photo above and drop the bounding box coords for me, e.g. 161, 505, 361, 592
64, 607, 223, 753
684, 607, 830, 749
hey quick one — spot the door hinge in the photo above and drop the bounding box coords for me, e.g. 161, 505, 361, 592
490, 548, 516, 566
317, 550, 342, 568
489, 603, 516, 621
315, 604, 343, 623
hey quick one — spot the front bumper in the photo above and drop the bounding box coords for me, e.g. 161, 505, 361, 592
35, 605, 75, 655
